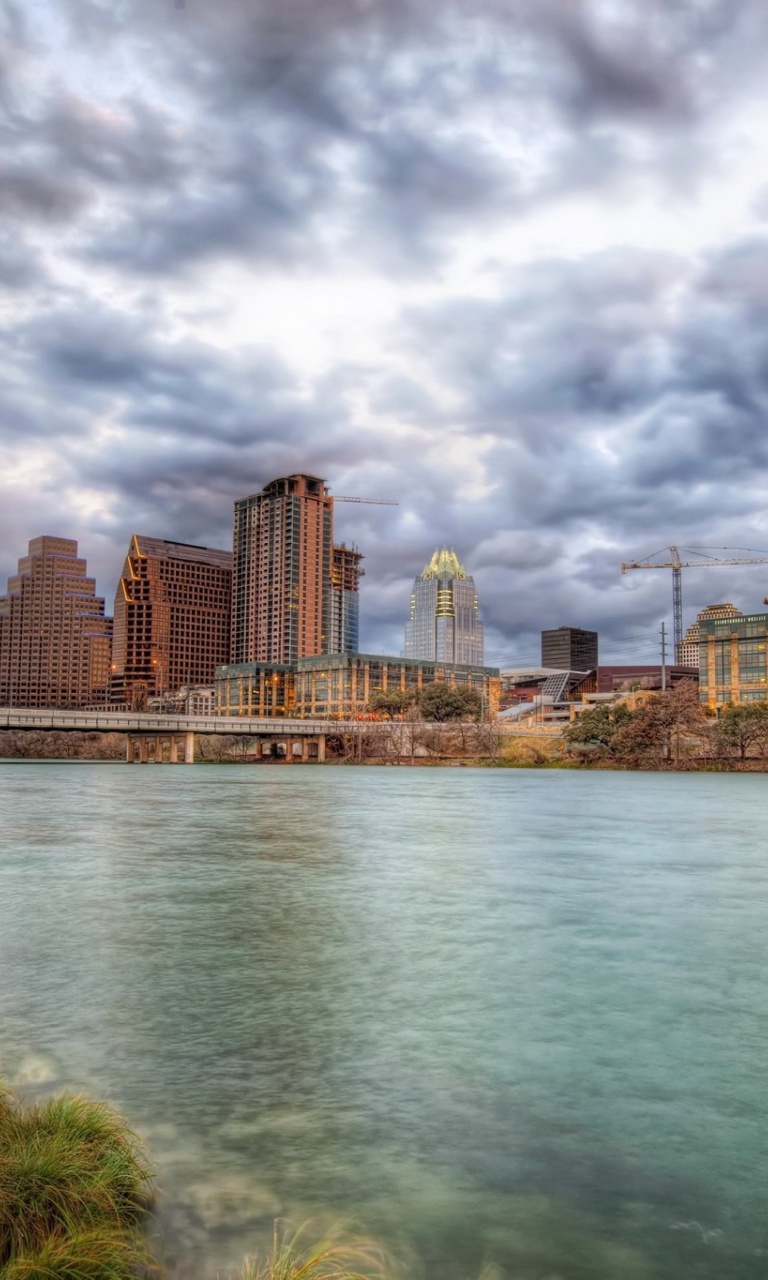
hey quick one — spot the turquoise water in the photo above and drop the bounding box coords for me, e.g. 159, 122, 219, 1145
0, 763, 767, 1279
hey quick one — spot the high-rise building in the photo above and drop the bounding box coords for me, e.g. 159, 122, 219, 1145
111, 534, 232, 707
232, 474, 339, 665
678, 604, 742, 667
328, 544, 364, 654
0, 536, 112, 708
404, 548, 484, 666
541, 626, 598, 671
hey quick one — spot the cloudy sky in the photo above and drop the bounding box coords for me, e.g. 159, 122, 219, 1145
3, 0, 768, 666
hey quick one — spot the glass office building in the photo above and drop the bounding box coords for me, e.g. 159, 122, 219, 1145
404, 548, 484, 666
699, 612, 768, 707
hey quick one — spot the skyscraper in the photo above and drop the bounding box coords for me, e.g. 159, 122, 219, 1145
0, 536, 112, 708
232, 474, 335, 665
541, 626, 598, 671
111, 534, 232, 706
403, 548, 484, 665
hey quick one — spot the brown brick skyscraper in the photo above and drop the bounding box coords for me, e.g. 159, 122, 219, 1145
110, 534, 232, 707
232, 474, 334, 664
0, 536, 112, 708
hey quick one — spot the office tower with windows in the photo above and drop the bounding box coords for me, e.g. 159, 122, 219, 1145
404, 547, 484, 666
541, 626, 598, 671
111, 534, 232, 707
0, 535, 112, 708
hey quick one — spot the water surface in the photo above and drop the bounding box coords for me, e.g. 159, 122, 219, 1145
0, 763, 766, 1279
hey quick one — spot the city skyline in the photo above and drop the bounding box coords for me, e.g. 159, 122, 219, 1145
4, 3, 768, 665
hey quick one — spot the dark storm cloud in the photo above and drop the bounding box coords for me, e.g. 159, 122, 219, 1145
366, 234, 768, 656
0, 166, 87, 222
88, 125, 335, 273
31, 0, 765, 278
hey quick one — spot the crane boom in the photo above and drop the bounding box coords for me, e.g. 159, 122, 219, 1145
333, 496, 399, 505
621, 545, 768, 658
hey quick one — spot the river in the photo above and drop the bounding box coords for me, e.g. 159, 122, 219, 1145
0, 763, 766, 1279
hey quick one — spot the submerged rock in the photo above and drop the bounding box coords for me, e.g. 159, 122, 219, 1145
186, 1175, 282, 1231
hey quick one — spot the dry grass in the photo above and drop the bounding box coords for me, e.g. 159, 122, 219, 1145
0, 1082, 154, 1279
237, 1221, 390, 1280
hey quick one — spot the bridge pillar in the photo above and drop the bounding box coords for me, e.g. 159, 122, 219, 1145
169, 737, 179, 764
138, 738, 149, 764
185, 732, 195, 764
126, 737, 135, 763
317, 735, 326, 763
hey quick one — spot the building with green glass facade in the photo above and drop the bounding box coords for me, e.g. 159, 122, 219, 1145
216, 652, 500, 719
699, 611, 768, 708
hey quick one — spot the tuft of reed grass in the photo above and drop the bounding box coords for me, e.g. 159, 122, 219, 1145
0, 1223, 154, 1280
0, 1082, 154, 1279
237, 1220, 390, 1280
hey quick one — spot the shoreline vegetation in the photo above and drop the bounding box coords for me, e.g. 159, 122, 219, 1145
3, 685, 768, 770
0, 1081, 390, 1280
0, 1082, 154, 1280
2, 685, 768, 770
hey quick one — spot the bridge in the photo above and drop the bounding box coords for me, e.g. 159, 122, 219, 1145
0, 708, 344, 764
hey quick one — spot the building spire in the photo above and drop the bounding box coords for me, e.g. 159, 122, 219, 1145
420, 547, 468, 580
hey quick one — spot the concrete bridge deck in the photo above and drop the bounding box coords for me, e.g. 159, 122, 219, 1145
0, 708, 348, 735
0, 708, 346, 763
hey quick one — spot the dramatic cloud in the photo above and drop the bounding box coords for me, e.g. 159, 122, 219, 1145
4, 0, 768, 664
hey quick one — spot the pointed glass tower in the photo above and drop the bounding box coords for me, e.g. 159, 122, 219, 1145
403, 548, 484, 665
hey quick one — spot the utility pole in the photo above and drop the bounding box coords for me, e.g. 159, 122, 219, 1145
660, 621, 667, 692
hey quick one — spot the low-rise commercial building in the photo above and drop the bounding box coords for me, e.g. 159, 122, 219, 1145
216, 653, 500, 719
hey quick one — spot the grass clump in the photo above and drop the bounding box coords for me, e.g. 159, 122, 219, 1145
238, 1220, 389, 1280
0, 1080, 154, 1279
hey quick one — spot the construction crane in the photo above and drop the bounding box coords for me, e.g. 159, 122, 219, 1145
332, 496, 399, 505
621, 546, 768, 657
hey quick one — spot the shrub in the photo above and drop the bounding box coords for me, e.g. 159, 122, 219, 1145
0, 1083, 154, 1279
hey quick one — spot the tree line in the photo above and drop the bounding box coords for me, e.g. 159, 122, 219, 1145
367, 684, 483, 722
563, 683, 768, 768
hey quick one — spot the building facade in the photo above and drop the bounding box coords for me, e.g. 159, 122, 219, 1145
232, 474, 334, 665
678, 604, 743, 668
328, 544, 364, 654
404, 548, 484, 666
541, 627, 598, 671
216, 653, 500, 720
111, 534, 232, 707
0, 536, 112, 708
699, 611, 768, 708
232, 475, 363, 664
